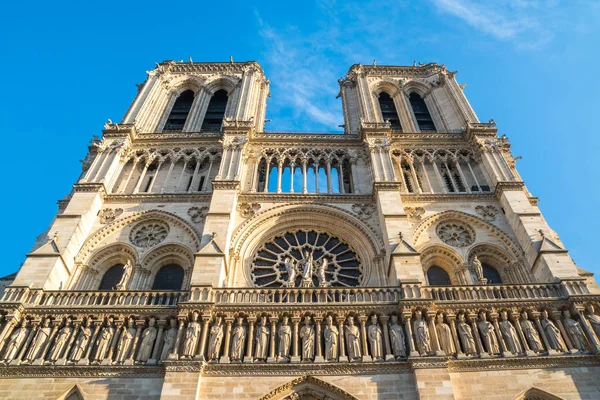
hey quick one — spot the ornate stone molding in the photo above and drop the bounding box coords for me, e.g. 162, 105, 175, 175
447, 354, 600, 372
203, 361, 410, 376
106, 193, 212, 204
238, 193, 373, 204
0, 365, 164, 378
212, 180, 241, 191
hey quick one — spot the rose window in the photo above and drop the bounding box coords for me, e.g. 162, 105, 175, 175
130, 220, 169, 248
251, 230, 362, 288
436, 221, 475, 247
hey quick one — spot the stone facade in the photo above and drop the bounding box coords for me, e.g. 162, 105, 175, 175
0, 60, 598, 399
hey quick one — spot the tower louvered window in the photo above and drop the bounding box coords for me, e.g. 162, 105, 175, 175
409, 92, 436, 131
378, 92, 401, 130
201, 89, 228, 131
164, 90, 195, 131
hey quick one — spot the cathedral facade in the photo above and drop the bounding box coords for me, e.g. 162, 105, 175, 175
0, 60, 599, 399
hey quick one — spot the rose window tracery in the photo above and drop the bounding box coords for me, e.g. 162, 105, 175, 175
130, 220, 169, 248
251, 230, 362, 288
436, 221, 475, 247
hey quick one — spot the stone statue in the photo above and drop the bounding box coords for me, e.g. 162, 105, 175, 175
477, 313, 499, 354
137, 318, 157, 363
230, 317, 246, 362
115, 260, 133, 290
324, 315, 339, 361
48, 318, 73, 362
94, 318, 115, 362
277, 316, 292, 361
70, 319, 92, 362
413, 311, 431, 356
317, 258, 329, 287
254, 316, 270, 361
519, 312, 544, 352
389, 315, 406, 358
541, 310, 566, 352
472, 255, 485, 284
456, 314, 477, 355
563, 310, 588, 351
344, 316, 362, 360
435, 314, 455, 356
284, 257, 297, 288
585, 304, 600, 339
299, 316, 314, 361
160, 319, 178, 360
3, 321, 29, 362
499, 311, 522, 354
367, 315, 383, 360
300, 250, 314, 287
208, 317, 224, 361
115, 318, 136, 363
25, 318, 52, 362
182, 312, 201, 359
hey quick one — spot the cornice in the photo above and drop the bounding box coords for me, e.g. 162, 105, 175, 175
131, 131, 222, 143
212, 180, 241, 191
73, 183, 106, 194
347, 63, 447, 78
251, 132, 360, 143
238, 193, 374, 204
401, 193, 496, 203
373, 182, 403, 194
105, 193, 212, 204
494, 181, 526, 200
159, 60, 264, 75
447, 354, 600, 372
0, 365, 164, 378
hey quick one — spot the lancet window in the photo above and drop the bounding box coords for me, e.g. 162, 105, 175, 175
378, 92, 401, 130
409, 92, 436, 131
98, 264, 125, 290
426, 265, 451, 286
152, 264, 185, 290
201, 89, 228, 131
483, 263, 502, 284
164, 90, 195, 131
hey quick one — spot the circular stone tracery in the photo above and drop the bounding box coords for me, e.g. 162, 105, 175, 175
130, 220, 169, 248
436, 221, 475, 247
251, 230, 362, 288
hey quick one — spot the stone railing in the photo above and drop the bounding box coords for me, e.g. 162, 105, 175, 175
422, 283, 565, 302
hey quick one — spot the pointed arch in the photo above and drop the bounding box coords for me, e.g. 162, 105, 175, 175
141, 243, 195, 290
259, 376, 360, 400
56, 385, 85, 400
421, 244, 463, 285
513, 387, 565, 400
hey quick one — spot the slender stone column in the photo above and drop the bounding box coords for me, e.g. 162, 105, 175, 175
326, 161, 333, 194
120, 159, 138, 193
552, 311, 576, 354
532, 312, 553, 355
302, 160, 308, 193
267, 317, 278, 363
289, 163, 295, 193
220, 317, 234, 364
338, 163, 346, 193
466, 161, 482, 191
409, 160, 422, 193
431, 159, 447, 193
175, 160, 188, 193
447, 314, 465, 359
512, 312, 533, 356
133, 162, 149, 193
420, 160, 433, 192
490, 313, 511, 357
82, 322, 102, 364
380, 315, 393, 361
168, 319, 185, 360
188, 160, 201, 193
203, 160, 214, 192
263, 160, 271, 193
105, 322, 122, 364
0, 316, 20, 355
148, 320, 166, 365
290, 316, 301, 363
57, 321, 79, 365
276, 161, 283, 193
314, 163, 320, 193
358, 315, 372, 362
16, 324, 36, 363
313, 316, 324, 362
336, 317, 348, 362
350, 159, 360, 193
428, 312, 445, 356
454, 158, 471, 193
34, 322, 60, 365
196, 316, 211, 361
251, 158, 260, 192
244, 316, 256, 363
161, 160, 175, 193
468, 314, 487, 358
403, 314, 419, 357
575, 308, 600, 352
124, 321, 144, 365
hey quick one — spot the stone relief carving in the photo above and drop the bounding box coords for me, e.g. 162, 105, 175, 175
181, 312, 201, 359
136, 317, 157, 363
457, 314, 476, 355
499, 311, 522, 355
586, 304, 600, 339
230, 317, 246, 362
129, 220, 169, 248
519, 311, 544, 353
475, 205, 498, 221
435, 314, 455, 356
69, 319, 92, 363
24, 318, 51, 363
367, 315, 383, 361
3, 322, 29, 362
405, 207, 425, 225
187, 206, 209, 223
541, 310, 566, 352
277, 316, 292, 362
436, 221, 475, 247
47, 318, 73, 363
93, 318, 115, 363
237, 202, 261, 218
115, 260, 133, 290
344, 316, 361, 361
254, 316, 270, 361
413, 311, 431, 356
351, 203, 376, 220
324, 315, 339, 361
300, 316, 315, 361
563, 310, 588, 351
208, 317, 224, 362
160, 319, 178, 361
98, 208, 123, 224
477, 313, 499, 355
389, 315, 406, 359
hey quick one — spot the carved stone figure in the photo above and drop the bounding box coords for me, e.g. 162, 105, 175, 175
300, 250, 314, 287
345, 316, 361, 360
324, 315, 339, 361
436, 314, 455, 355
277, 316, 292, 361
230, 317, 246, 362
94, 318, 115, 362
284, 257, 296, 288
317, 258, 329, 287
413, 311, 431, 356
115, 260, 133, 290
541, 310, 566, 352
563, 310, 588, 351
389, 315, 406, 358
299, 316, 314, 361
137, 318, 157, 363
182, 312, 201, 359
367, 315, 383, 360
160, 319, 178, 360
585, 304, 600, 339
499, 311, 522, 354
115, 318, 136, 363
48, 318, 73, 362
472, 255, 485, 284
25, 318, 51, 362
477, 313, 499, 354
456, 314, 476, 355
254, 316, 270, 361
208, 317, 224, 361
519, 312, 544, 352
3, 322, 29, 362
70, 319, 92, 362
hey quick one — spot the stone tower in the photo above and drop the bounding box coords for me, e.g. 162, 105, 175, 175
0, 60, 598, 400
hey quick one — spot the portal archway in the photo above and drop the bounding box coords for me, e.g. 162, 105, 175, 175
259, 376, 359, 400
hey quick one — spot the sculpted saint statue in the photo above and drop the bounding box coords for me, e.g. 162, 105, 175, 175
389, 315, 406, 358
499, 311, 522, 354
477, 313, 499, 354
345, 316, 362, 360
254, 316, 270, 361
94, 318, 115, 362
456, 314, 477, 355
160, 319, 178, 360
585, 304, 600, 339
137, 318, 158, 363
324, 315, 339, 361
300, 250, 314, 287
299, 316, 314, 361
230, 317, 246, 362
435, 314, 455, 356
182, 312, 201, 359
115, 318, 136, 363
116, 260, 133, 290
519, 312, 544, 352
208, 317, 224, 361
317, 258, 329, 287
367, 315, 383, 360
563, 310, 588, 351
277, 316, 292, 361
70, 319, 92, 362
3, 322, 29, 362
413, 311, 431, 356
25, 318, 52, 362
284, 257, 297, 288
48, 318, 73, 362
472, 255, 485, 284
541, 310, 566, 352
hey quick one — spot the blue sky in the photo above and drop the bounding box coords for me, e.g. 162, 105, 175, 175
0, 0, 599, 279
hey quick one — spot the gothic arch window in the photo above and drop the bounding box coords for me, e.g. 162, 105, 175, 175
483, 263, 502, 284
378, 92, 401, 130
164, 90, 195, 131
426, 265, 451, 286
201, 89, 228, 131
98, 264, 124, 290
409, 92, 436, 131
152, 264, 185, 290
